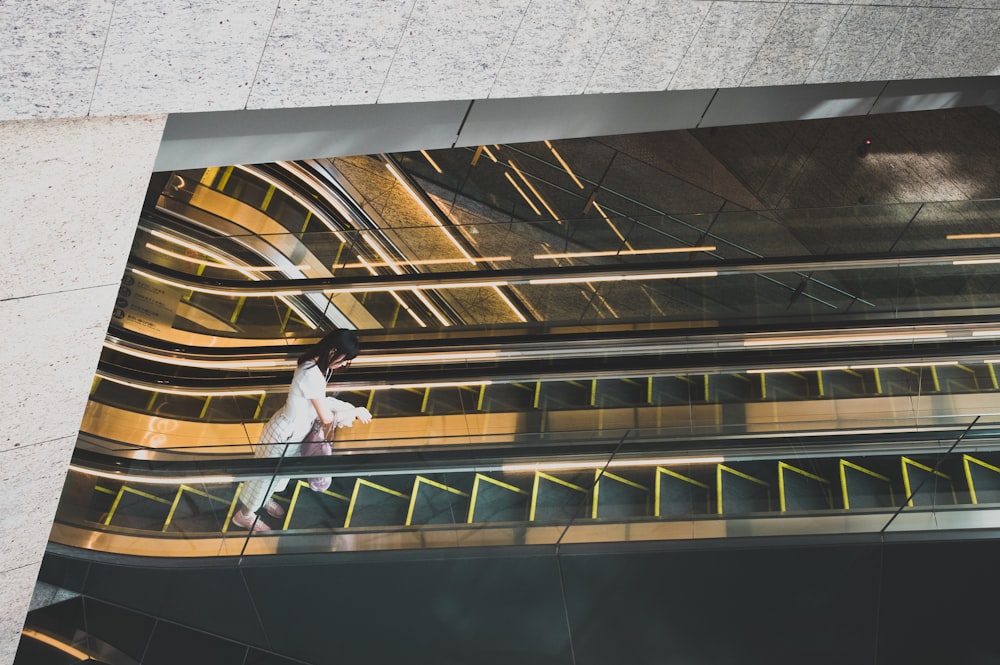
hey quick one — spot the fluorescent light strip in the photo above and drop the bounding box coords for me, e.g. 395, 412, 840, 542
147, 231, 316, 328
509, 160, 559, 221
356, 255, 428, 328
848, 361, 959, 370
544, 140, 584, 189
953, 258, 1000, 265
21, 629, 92, 661
749, 366, 848, 374
131, 268, 307, 297
96, 373, 266, 397
352, 351, 500, 364
592, 201, 628, 245
420, 149, 443, 173
348, 380, 493, 391
973, 330, 1000, 337
237, 165, 347, 242
385, 161, 476, 265
103, 341, 294, 370
491, 285, 528, 322
68, 464, 237, 485
503, 456, 725, 473
481, 146, 499, 163
136, 266, 716, 297
744, 332, 948, 347
505, 172, 541, 215
947, 233, 1000, 239
528, 271, 717, 285
146, 243, 309, 272
535, 246, 717, 260
340, 256, 512, 269
356, 249, 445, 326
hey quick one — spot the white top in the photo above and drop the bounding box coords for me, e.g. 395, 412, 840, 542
284, 361, 331, 427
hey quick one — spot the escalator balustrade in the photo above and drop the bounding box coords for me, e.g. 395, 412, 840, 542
55, 449, 998, 555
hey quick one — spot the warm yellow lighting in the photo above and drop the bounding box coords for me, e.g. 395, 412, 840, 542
68, 464, 237, 485
131, 268, 307, 297
352, 351, 500, 365
482, 146, 499, 162
146, 231, 316, 328
947, 233, 1000, 239
385, 161, 476, 265
544, 139, 584, 189
145, 243, 308, 272
743, 332, 948, 347
103, 342, 294, 370
504, 172, 541, 215
237, 165, 347, 242
748, 366, 849, 374
503, 456, 725, 473
535, 246, 717, 260
420, 149, 443, 173
528, 271, 717, 285
509, 160, 559, 221
340, 256, 512, 269
95, 372, 267, 397
848, 361, 959, 370
591, 201, 628, 245
356, 255, 429, 328
348, 380, 493, 391
491, 286, 528, 322
21, 629, 91, 660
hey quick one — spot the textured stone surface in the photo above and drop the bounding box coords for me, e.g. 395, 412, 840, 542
490, 0, 626, 98
379, 0, 531, 104
742, 4, 848, 87
0, 287, 119, 451
864, 7, 959, 81
0, 561, 42, 665
248, 0, 413, 109
669, 2, 784, 90
0, 115, 165, 300
806, 6, 902, 84
0, 1, 112, 120
586, 0, 711, 94
90, 0, 279, 115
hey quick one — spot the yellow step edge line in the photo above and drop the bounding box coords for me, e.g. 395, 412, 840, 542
655, 467, 711, 517
901, 457, 955, 507
840, 460, 894, 509
778, 462, 831, 513
282, 480, 309, 531
104, 486, 172, 526
961, 454, 1000, 505
717, 465, 769, 515
407, 477, 472, 527
467, 473, 529, 523
536, 472, 587, 492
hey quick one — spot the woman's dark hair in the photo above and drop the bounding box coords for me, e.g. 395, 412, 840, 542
298, 328, 360, 374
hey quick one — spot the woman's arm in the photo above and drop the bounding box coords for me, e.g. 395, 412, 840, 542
310, 398, 336, 439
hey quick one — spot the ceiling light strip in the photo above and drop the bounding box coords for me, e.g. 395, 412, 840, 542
744, 332, 948, 347
509, 160, 560, 221
535, 246, 717, 260
544, 140, 584, 189
385, 161, 477, 265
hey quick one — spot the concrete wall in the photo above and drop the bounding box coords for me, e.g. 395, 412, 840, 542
3, 0, 999, 122
0, 115, 165, 665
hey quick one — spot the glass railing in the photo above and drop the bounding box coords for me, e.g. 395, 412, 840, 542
50, 417, 1000, 559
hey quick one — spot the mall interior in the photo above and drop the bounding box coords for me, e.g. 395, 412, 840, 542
3, 2, 1000, 664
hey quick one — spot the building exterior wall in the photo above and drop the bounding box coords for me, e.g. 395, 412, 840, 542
2, 1, 998, 122
0, 115, 165, 665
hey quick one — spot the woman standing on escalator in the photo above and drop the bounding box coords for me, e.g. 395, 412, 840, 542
231, 328, 372, 532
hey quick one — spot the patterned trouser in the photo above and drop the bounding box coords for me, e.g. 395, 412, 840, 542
239, 411, 303, 511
